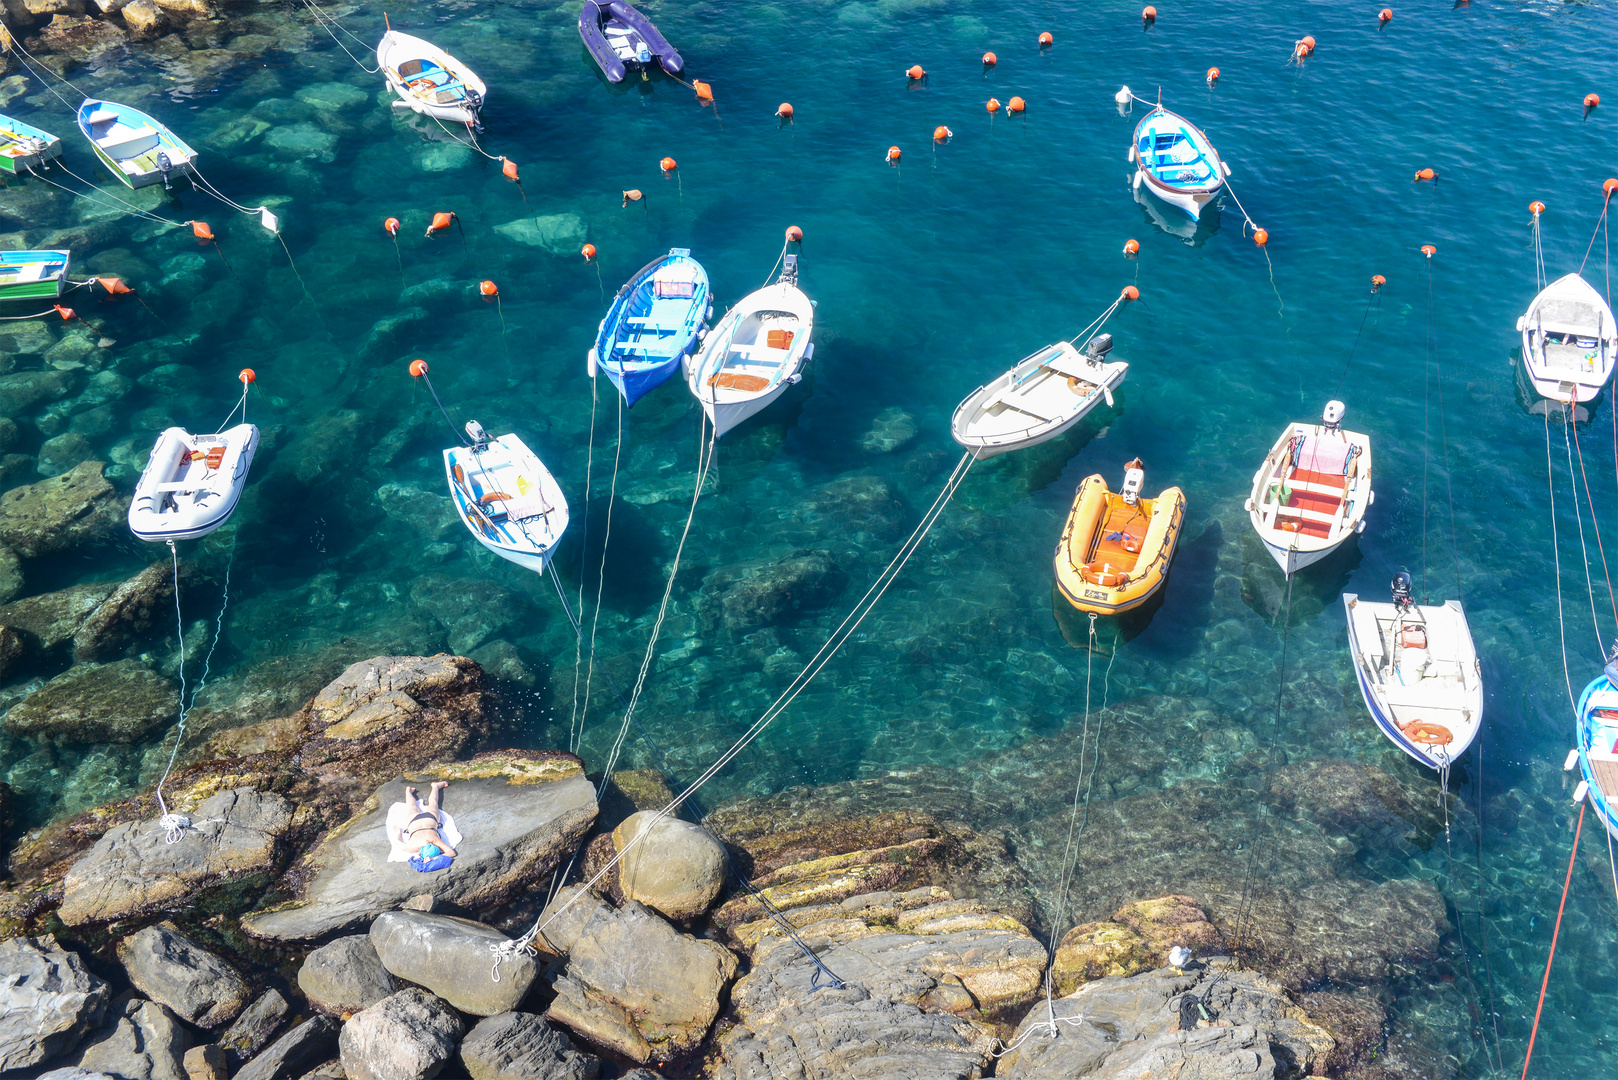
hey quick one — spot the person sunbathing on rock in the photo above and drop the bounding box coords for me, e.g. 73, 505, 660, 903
403, 782, 457, 863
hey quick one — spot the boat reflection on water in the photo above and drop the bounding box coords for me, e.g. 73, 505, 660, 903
1132, 178, 1223, 246
1511, 347, 1595, 424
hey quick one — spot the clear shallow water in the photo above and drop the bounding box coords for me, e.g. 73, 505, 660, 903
3, 0, 1618, 1072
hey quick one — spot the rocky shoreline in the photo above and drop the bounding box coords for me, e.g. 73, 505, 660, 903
0, 648, 1444, 1079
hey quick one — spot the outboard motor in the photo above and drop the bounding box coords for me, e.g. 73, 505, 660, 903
1391, 570, 1414, 613
636, 45, 652, 64
157, 151, 172, 191
1120, 457, 1145, 507
1084, 333, 1114, 363
1322, 399, 1346, 432
464, 88, 485, 134
465, 419, 490, 452
781, 252, 799, 286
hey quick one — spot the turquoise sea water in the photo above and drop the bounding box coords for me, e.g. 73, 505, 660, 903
4, 0, 1618, 1073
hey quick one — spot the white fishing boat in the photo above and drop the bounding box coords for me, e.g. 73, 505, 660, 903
952, 335, 1127, 460
1516, 272, 1615, 404
128, 425, 259, 542
1245, 401, 1373, 576
378, 30, 487, 128
1344, 573, 1482, 769
444, 422, 568, 574
684, 252, 814, 437
1129, 102, 1228, 221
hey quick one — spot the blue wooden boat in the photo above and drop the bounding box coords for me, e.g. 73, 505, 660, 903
0, 250, 70, 302
1573, 672, 1618, 841
1129, 105, 1227, 221
579, 0, 683, 83
77, 98, 196, 190
0, 113, 62, 175
589, 248, 711, 407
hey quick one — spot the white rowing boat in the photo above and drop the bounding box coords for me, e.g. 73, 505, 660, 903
128, 425, 259, 542
378, 30, 487, 128
1245, 401, 1372, 576
684, 252, 814, 437
952, 335, 1126, 460
444, 422, 568, 574
1129, 103, 1228, 222
1344, 574, 1482, 770
1516, 272, 1615, 405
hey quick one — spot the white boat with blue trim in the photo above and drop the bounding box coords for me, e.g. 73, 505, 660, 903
379, 30, 487, 128
684, 252, 814, 437
444, 422, 568, 574
77, 98, 195, 190
1571, 669, 1618, 841
127, 425, 259, 542
1344, 573, 1482, 770
1129, 102, 1227, 221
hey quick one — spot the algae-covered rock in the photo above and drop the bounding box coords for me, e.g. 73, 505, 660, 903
1052, 895, 1224, 995
295, 81, 368, 111
700, 550, 847, 631
264, 122, 338, 162
0, 580, 117, 650
72, 560, 179, 661
0, 460, 123, 557
3, 659, 178, 743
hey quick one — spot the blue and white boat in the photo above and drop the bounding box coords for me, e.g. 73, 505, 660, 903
1129, 104, 1227, 221
1343, 574, 1483, 770
77, 98, 195, 190
589, 248, 711, 407
1572, 671, 1618, 841
444, 421, 568, 575
0, 113, 62, 175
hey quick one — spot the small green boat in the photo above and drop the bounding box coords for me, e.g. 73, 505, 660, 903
0, 250, 70, 302
0, 113, 62, 174
77, 98, 195, 190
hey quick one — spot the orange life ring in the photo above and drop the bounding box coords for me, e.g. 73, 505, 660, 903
478, 492, 514, 505
1066, 374, 1097, 395
1081, 562, 1129, 588
1402, 720, 1452, 746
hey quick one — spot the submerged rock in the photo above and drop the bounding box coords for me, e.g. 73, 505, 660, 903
264, 122, 338, 163
116, 921, 250, 1028
58, 787, 293, 926
66, 998, 188, 1080
858, 406, 918, 453
1052, 895, 1224, 995
241, 753, 595, 941
494, 214, 587, 255
612, 810, 726, 922
0, 935, 110, 1071
0, 368, 80, 419
338, 988, 464, 1080
459, 1012, 601, 1080
0, 460, 123, 558
700, 550, 848, 631
371, 910, 538, 1017
295, 81, 368, 111
72, 560, 179, 662
3, 659, 178, 743
0, 580, 117, 651
297, 935, 397, 1016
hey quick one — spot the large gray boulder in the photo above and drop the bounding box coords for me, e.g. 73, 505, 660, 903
0, 459, 123, 558
539, 887, 737, 1064
297, 935, 397, 1015
67, 999, 189, 1080
370, 910, 536, 1017
612, 811, 726, 922
242, 758, 596, 942
73, 561, 178, 661
116, 921, 250, 1028
0, 580, 116, 650
995, 961, 1335, 1079
234, 1016, 339, 1080
0, 935, 110, 1071
217, 989, 288, 1064
59, 788, 293, 925
3, 659, 178, 743
339, 988, 464, 1080
459, 1012, 600, 1080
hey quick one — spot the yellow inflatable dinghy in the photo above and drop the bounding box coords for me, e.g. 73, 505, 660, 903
1054, 457, 1185, 616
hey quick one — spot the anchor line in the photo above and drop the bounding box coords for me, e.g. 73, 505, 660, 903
1566, 416, 1618, 641
1544, 410, 1578, 714
24, 160, 187, 228
300, 0, 382, 72
1333, 284, 1382, 399
1558, 410, 1606, 655
490, 451, 976, 975
579, 394, 624, 756
1520, 801, 1584, 1080
568, 377, 600, 754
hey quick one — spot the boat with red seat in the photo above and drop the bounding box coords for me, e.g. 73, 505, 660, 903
1245, 401, 1373, 576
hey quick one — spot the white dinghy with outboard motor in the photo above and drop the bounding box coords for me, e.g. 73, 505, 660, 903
1344, 572, 1482, 770
1516, 272, 1616, 405
1246, 400, 1373, 576
951, 334, 1127, 459
444, 421, 569, 574
378, 28, 487, 129
128, 424, 259, 542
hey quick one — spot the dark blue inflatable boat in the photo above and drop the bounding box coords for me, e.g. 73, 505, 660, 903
579, 0, 683, 83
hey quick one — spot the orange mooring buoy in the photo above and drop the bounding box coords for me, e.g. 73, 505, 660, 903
907, 65, 926, 81
1142, 6, 1156, 21
480, 280, 499, 296
1586, 93, 1601, 111
1530, 200, 1546, 215
1207, 67, 1220, 85
1421, 244, 1437, 257
96, 277, 132, 295
1293, 35, 1315, 60
239, 368, 256, 385
53, 305, 76, 321
410, 359, 429, 377
986, 97, 1001, 113
1379, 8, 1392, 22
501, 157, 519, 180
1371, 274, 1386, 291
622, 189, 644, 207
1604, 178, 1618, 197
1123, 239, 1140, 255
1121, 286, 1140, 301
1413, 167, 1436, 182
427, 211, 456, 236
661, 157, 677, 173
887, 145, 902, 162
786, 225, 803, 242
1038, 31, 1053, 46
1253, 228, 1270, 247
383, 217, 400, 236
693, 80, 713, 102
1008, 96, 1025, 114
777, 102, 793, 119
983, 52, 997, 67
934, 126, 952, 141
582, 244, 597, 260
191, 221, 214, 242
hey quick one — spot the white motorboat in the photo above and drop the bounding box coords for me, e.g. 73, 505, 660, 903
128, 425, 259, 542
1344, 573, 1482, 770
952, 335, 1127, 460
1129, 103, 1228, 222
1516, 272, 1616, 404
683, 252, 814, 437
378, 30, 487, 128
444, 422, 568, 574
1245, 401, 1373, 576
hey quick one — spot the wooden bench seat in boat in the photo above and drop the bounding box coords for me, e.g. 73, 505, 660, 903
708, 371, 770, 392
94, 122, 160, 159
1591, 750, 1618, 800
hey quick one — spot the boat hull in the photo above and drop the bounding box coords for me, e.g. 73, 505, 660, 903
444, 434, 568, 575
595, 249, 711, 407
1054, 475, 1185, 615
579, 0, 684, 83
1576, 676, 1618, 842
952, 341, 1126, 459
1129, 106, 1225, 222
128, 425, 259, 542
1517, 272, 1615, 404
378, 31, 488, 126
1343, 595, 1482, 769
685, 279, 813, 437
0, 249, 69, 302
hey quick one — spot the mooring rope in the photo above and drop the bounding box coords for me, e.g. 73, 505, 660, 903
579, 394, 624, 756
301, 0, 382, 72
567, 378, 601, 755
1544, 411, 1578, 713
1520, 801, 1584, 1079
